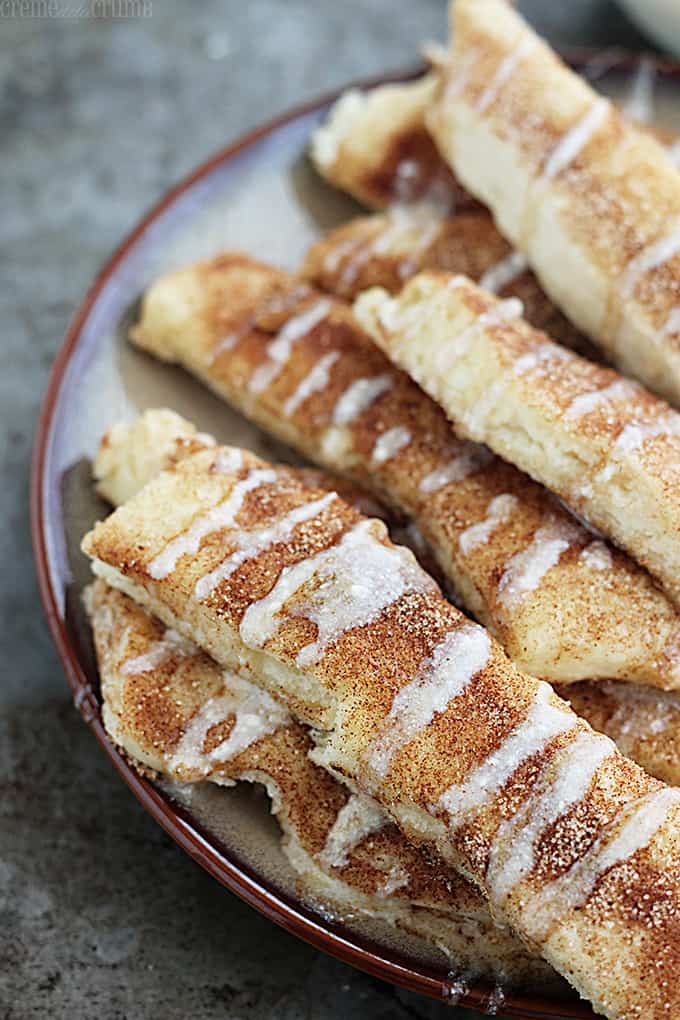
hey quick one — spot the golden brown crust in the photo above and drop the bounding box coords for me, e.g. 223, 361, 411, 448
310, 74, 470, 211
303, 209, 508, 298
93, 408, 216, 506
356, 270, 680, 608
97, 409, 680, 790
81, 444, 680, 1020
129, 254, 680, 690
302, 209, 597, 359
94, 408, 389, 524
557, 680, 680, 788
88, 579, 553, 984
427, 0, 680, 405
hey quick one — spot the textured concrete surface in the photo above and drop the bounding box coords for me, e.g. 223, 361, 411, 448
1, 2, 650, 1017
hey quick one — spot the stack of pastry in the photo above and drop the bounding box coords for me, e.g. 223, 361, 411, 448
80, 3, 680, 1017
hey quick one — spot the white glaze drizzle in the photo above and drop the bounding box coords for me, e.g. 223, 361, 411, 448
667, 139, 680, 168
463, 343, 565, 438
371, 426, 411, 466
210, 286, 311, 364
212, 447, 245, 474
564, 379, 635, 419
148, 467, 277, 579
597, 412, 680, 485
211, 330, 241, 362
661, 304, 680, 337
121, 629, 198, 675
194, 492, 337, 600
239, 519, 435, 668
518, 787, 680, 943
459, 494, 519, 556
479, 251, 529, 293
368, 624, 491, 780
419, 444, 493, 495
579, 540, 613, 571
249, 298, 332, 394
258, 283, 314, 319
477, 37, 536, 113
614, 415, 679, 457
292, 521, 434, 669
332, 373, 393, 427
620, 216, 680, 299
168, 672, 290, 775
487, 729, 615, 907
320, 426, 351, 463
318, 793, 386, 869
437, 683, 578, 829
511, 343, 568, 378
622, 55, 655, 124
323, 235, 364, 275
341, 204, 443, 287
339, 237, 383, 288
283, 351, 340, 417
589, 680, 680, 745
339, 211, 399, 286
540, 98, 609, 181
398, 217, 444, 279
497, 518, 580, 608
444, 47, 480, 105
377, 862, 411, 897
492, 296, 525, 321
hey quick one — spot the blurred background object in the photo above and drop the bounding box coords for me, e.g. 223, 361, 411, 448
614, 0, 680, 57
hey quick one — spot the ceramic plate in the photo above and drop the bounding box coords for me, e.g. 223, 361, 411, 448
31, 53, 680, 1019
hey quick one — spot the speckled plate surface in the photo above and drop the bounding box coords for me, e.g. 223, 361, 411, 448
31, 53, 680, 1019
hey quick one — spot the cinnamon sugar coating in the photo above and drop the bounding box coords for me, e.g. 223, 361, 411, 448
87, 579, 553, 987
129, 255, 680, 690
82, 442, 680, 1020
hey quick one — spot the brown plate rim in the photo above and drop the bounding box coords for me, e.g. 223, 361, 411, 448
30, 48, 675, 1019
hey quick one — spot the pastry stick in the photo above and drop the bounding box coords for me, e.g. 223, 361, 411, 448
562, 681, 680, 789
427, 0, 680, 406
356, 271, 680, 607
88, 579, 552, 990
93, 407, 387, 524
82, 443, 680, 1020
310, 68, 680, 222
301, 206, 594, 356
95, 409, 680, 787
128, 255, 680, 690
310, 73, 467, 211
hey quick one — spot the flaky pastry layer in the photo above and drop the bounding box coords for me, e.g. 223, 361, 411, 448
301, 206, 595, 358
356, 271, 680, 608
88, 579, 551, 987
128, 254, 680, 689
427, 0, 680, 405
97, 408, 680, 787
310, 74, 465, 211
82, 442, 680, 1020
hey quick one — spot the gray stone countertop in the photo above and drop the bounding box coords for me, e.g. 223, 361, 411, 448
1, 2, 652, 1017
